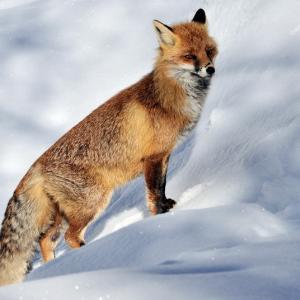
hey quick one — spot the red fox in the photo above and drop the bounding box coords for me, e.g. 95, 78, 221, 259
0, 8, 217, 285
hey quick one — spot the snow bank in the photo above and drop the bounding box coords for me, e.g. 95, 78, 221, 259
2, 206, 299, 300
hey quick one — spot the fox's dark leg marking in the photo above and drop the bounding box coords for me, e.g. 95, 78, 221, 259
144, 154, 176, 215
25, 260, 33, 274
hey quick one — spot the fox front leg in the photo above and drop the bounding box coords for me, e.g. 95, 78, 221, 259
144, 154, 176, 215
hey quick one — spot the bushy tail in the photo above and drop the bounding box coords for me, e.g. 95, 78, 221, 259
0, 193, 48, 286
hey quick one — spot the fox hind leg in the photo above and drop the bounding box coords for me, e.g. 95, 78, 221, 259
64, 214, 92, 248
39, 209, 63, 262
63, 190, 113, 249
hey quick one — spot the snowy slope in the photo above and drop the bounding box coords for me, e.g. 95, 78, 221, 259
1, 0, 300, 299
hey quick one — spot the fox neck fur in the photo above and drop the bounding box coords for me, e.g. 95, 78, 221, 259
148, 61, 210, 139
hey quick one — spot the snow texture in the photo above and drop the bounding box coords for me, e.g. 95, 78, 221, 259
1, 0, 300, 299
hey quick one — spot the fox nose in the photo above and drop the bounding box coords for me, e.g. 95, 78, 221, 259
206, 66, 215, 75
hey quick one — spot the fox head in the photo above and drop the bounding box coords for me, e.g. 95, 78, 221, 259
153, 9, 218, 84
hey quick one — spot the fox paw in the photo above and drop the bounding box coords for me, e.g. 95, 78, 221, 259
156, 198, 176, 214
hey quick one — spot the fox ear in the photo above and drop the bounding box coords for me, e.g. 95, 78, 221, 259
192, 8, 206, 24
153, 20, 176, 46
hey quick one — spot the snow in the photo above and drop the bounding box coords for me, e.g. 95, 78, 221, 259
1, 0, 300, 299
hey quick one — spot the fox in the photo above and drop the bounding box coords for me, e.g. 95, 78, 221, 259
0, 8, 217, 286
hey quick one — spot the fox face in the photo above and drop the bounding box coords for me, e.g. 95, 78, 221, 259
154, 9, 218, 85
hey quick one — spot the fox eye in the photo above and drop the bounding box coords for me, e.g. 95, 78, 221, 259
206, 48, 215, 58
184, 54, 196, 60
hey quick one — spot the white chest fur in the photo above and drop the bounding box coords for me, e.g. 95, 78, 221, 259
169, 68, 210, 144
179, 76, 209, 140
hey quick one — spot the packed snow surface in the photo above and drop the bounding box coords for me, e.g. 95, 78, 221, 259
0, 0, 300, 299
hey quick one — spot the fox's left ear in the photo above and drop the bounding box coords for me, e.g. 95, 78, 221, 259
192, 8, 206, 24
153, 20, 177, 47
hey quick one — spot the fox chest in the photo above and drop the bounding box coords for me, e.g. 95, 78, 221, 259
179, 90, 207, 141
